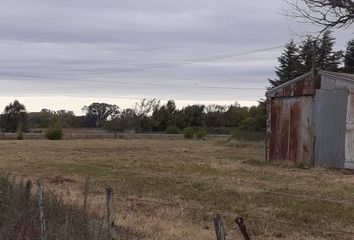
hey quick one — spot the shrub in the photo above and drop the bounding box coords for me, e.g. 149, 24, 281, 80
195, 129, 207, 139
165, 126, 181, 134
46, 122, 64, 140
183, 127, 194, 139
16, 124, 24, 140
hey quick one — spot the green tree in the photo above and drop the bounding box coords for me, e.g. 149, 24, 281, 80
151, 100, 178, 132
269, 40, 302, 88
106, 108, 138, 132
152, 106, 172, 131
224, 103, 249, 128
247, 100, 266, 131
344, 39, 354, 73
183, 105, 205, 127
133, 99, 160, 132
299, 37, 319, 74
204, 104, 226, 127
317, 30, 342, 71
82, 103, 119, 128
174, 110, 188, 130
166, 100, 176, 114
0, 100, 28, 132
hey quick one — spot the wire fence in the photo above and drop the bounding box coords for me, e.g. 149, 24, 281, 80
0, 176, 130, 240
0, 132, 230, 141
1, 174, 354, 240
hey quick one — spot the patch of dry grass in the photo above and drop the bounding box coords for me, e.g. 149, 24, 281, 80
0, 139, 354, 239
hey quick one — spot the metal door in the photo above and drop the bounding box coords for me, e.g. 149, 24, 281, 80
314, 89, 348, 168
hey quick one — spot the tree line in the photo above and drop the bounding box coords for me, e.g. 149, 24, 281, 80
269, 30, 354, 88
0, 99, 266, 134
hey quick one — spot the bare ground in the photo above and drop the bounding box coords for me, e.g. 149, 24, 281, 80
0, 139, 354, 240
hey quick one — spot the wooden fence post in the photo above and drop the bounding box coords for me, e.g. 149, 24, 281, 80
83, 177, 90, 214
213, 214, 225, 240
37, 180, 47, 240
25, 180, 32, 208
106, 187, 117, 240
83, 177, 90, 240
235, 217, 251, 240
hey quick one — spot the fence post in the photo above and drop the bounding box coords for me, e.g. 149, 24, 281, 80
83, 177, 90, 214
213, 214, 225, 240
25, 180, 32, 208
83, 177, 90, 239
106, 187, 117, 240
235, 217, 251, 240
37, 180, 47, 240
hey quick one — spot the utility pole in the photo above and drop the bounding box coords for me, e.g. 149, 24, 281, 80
311, 39, 318, 79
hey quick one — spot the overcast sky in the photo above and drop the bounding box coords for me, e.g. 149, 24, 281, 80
0, 0, 353, 115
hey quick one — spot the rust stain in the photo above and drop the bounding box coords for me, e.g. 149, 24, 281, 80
303, 145, 309, 153
269, 100, 280, 161
270, 75, 317, 98
289, 102, 300, 162
267, 96, 314, 165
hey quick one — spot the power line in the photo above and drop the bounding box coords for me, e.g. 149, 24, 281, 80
0, 44, 286, 76
0, 44, 285, 93
60, 45, 285, 74
0, 72, 266, 91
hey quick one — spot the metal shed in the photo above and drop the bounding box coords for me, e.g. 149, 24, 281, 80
266, 70, 354, 169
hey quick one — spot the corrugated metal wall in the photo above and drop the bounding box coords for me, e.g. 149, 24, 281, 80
268, 74, 321, 98
314, 89, 348, 168
345, 90, 354, 169
268, 96, 314, 165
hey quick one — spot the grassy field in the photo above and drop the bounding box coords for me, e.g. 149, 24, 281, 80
0, 139, 354, 239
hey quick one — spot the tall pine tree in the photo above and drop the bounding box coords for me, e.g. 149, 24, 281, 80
299, 37, 319, 74
269, 40, 302, 88
318, 30, 342, 71
344, 39, 354, 73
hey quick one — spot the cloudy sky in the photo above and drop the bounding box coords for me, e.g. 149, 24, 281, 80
0, 0, 353, 115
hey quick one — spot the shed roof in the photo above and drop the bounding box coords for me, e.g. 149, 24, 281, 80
266, 70, 354, 96
319, 70, 354, 82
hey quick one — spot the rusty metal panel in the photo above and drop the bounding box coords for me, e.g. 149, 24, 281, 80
267, 96, 314, 165
270, 75, 320, 98
314, 89, 348, 168
345, 90, 354, 169
268, 99, 282, 161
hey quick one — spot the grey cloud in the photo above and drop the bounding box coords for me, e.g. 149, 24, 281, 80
0, 0, 352, 109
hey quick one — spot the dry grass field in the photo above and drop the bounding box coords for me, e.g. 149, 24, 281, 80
0, 139, 354, 239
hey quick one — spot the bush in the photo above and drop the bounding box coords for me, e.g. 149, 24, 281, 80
183, 127, 194, 139
195, 129, 207, 139
46, 122, 64, 140
16, 124, 24, 140
165, 126, 181, 134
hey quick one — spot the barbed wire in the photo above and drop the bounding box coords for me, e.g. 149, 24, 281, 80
263, 191, 354, 206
